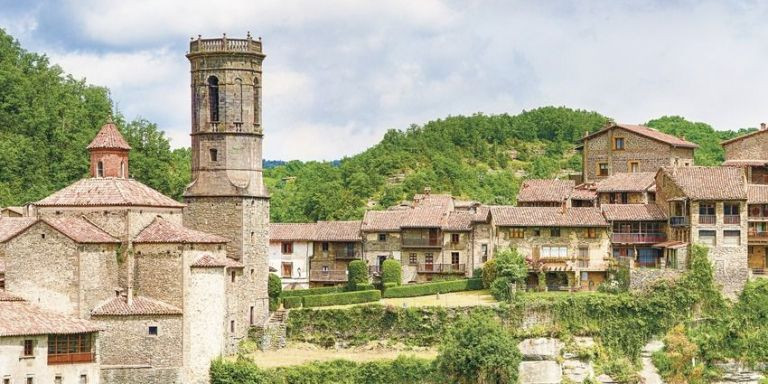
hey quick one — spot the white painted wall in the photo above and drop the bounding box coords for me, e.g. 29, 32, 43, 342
268, 241, 312, 289
0, 334, 100, 384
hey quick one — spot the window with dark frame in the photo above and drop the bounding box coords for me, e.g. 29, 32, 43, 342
378, 233, 387, 242
451, 233, 460, 243
614, 137, 625, 150
451, 252, 459, 265
97, 161, 104, 177
231, 270, 236, 283
230, 320, 235, 333
26, 378, 33, 384
148, 326, 158, 336
585, 228, 597, 238
281, 242, 293, 254
408, 253, 417, 265
598, 163, 609, 176
550, 228, 561, 237
322, 242, 329, 251
510, 228, 525, 238
425, 253, 434, 264
209, 148, 218, 162
23, 339, 34, 356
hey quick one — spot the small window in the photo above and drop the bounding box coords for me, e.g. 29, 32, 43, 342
80, 375, 88, 384
281, 242, 293, 254
97, 161, 104, 177
629, 161, 639, 173
322, 242, 329, 251
510, 228, 525, 239
250, 306, 255, 325
550, 228, 561, 237
408, 253, 417, 265
209, 148, 218, 162
614, 137, 625, 150
148, 326, 158, 336
281, 262, 293, 278
230, 320, 235, 333
231, 270, 236, 283
598, 163, 609, 176
585, 228, 598, 239
5, 378, 11, 384
26, 378, 33, 384
23, 339, 34, 356
481, 244, 488, 257
425, 253, 434, 264
322, 265, 329, 272
120, 161, 125, 178
724, 230, 741, 246
451, 252, 460, 265
451, 233, 460, 243
699, 230, 716, 246
41, 233, 45, 239
55, 377, 62, 384
532, 228, 541, 237
378, 233, 387, 242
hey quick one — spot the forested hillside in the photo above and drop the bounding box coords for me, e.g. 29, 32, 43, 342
0, 29, 755, 223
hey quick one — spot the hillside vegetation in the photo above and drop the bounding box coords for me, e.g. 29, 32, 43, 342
0, 29, 755, 222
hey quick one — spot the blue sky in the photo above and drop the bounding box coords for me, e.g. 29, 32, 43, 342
2, 0, 768, 160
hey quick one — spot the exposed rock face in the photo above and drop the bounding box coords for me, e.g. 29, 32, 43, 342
518, 337, 597, 384
518, 337, 562, 361
713, 361, 765, 384
519, 361, 562, 384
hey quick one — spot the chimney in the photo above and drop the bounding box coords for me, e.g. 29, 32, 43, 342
127, 287, 134, 307
424, 187, 431, 196
761, 123, 766, 131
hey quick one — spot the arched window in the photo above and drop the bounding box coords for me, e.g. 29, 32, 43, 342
208, 76, 219, 122
120, 161, 125, 178
234, 78, 243, 123
253, 77, 260, 125
97, 161, 104, 177
209, 148, 218, 162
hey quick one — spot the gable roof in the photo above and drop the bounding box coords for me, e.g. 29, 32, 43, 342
269, 223, 317, 241
570, 186, 598, 201
596, 172, 656, 193
35, 178, 185, 208
517, 179, 575, 203
721, 128, 764, 146
0, 217, 37, 242
490, 206, 607, 227
87, 122, 131, 150
91, 295, 182, 316
42, 217, 120, 244
0, 300, 102, 336
581, 123, 698, 149
134, 217, 228, 244
191, 254, 244, 268
601, 204, 667, 221
316, 221, 361, 242
661, 166, 746, 200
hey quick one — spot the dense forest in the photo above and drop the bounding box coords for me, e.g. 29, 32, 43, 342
0, 30, 755, 222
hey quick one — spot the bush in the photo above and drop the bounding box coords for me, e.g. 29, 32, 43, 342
490, 247, 528, 301
381, 259, 402, 285
268, 273, 282, 299
303, 290, 381, 308
382, 282, 398, 292
382, 278, 483, 298
482, 259, 497, 288
347, 260, 369, 291
472, 267, 484, 278
356, 283, 376, 291
269, 297, 280, 312
282, 296, 302, 309
281, 286, 341, 297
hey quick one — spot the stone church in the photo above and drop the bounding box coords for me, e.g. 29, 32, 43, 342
0, 35, 269, 384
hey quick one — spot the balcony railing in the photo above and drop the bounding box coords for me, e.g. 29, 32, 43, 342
48, 352, 95, 365
334, 250, 360, 260
309, 270, 347, 282
699, 215, 716, 225
402, 238, 441, 247
670, 217, 689, 227
724, 215, 741, 225
748, 230, 768, 239
751, 268, 767, 276
417, 263, 465, 274
611, 233, 666, 244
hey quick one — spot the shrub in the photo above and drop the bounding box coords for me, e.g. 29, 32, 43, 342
356, 283, 376, 291
435, 312, 520, 383
282, 296, 302, 309
382, 282, 398, 291
472, 267, 484, 278
268, 273, 282, 299
303, 290, 381, 308
347, 260, 369, 291
382, 278, 483, 298
281, 286, 341, 297
268, 297, 280, 312
381, 259, 402, 285
482, 258, 497, 288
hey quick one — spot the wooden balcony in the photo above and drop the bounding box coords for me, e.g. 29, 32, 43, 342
749, 215, 768, 221
669, 217, 689, 227
748, 230, 768, 242
417, 263, 465, 274
309, 270, 347, 282
611, 233, 666, 244
752, 268, 767, 277
402, 238, 442, 248
334, 249, 360, 260
724, 215, 741, 225
48, 352, 95, 365
699, 215, 716, 225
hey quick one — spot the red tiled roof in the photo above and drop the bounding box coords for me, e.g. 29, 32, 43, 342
0, 217, 37, 242
191, 255, 244, 268
721, 128, 764, 146
570, 187, 597, 201
582, 123, 698, 148
87, 122, 131, 150
412, 193, 454, 209
472, 206, 491, 222
517, 179, 575, 203
601, 204, 667, 221
362, 210, 411, 232
316, 221, 361, 242
661, 166, 746, 200
35, 178, 185, 208
269, 223, 317, 241
91, 295, 182, 316
596, 172, 656, 193
490, 206, 607, 227
723, 159, 768, 167
748, 185, 768, 204
134, 218, 228, 243
0, 300, 102, 336
441, 211, 474, 231
43, 217, 119, 243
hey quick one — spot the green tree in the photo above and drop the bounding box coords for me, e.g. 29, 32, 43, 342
268, 273, 282, 311
435, 312, 520, 384
347, 260, 369, 291
381, 259, 402, 285
489, 247, 528, 300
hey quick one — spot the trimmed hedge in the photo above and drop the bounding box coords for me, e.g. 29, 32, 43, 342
356, 283, 376, 291
303, 290, 381, 308
347, 260, 369, 290
281, 286, 342, 297
381, 259, 402, 285
383, 282, 398, 291
282, 296, 303, 309
382, 278, 484, 298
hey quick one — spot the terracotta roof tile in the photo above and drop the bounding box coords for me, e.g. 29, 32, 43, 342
134, 218, 228, 243
191, 255, 244, 268
0, 217, 37, 242
269, 223, 317, 241
1, 206, 24, 215
0, 300, 102, 336
596, 172, 656, 193
362, 210, 411, 232
472, 206, 491, 222
583, 123, 698, 148
601, 204, 667, 221
570, 187, 597, 201
517, 179, 575, 203
42, 217, 120, 244
748, 185, 768, 204
441, 211, 473, 231
662, 166, 746, 200
723, 159, 768, 167
412, 193, 454, 209
490, 206, 607, 227
91, 295, 182, 316
35, 178, 185, 208
87, 122, 131, 150
316, 221, 361, 242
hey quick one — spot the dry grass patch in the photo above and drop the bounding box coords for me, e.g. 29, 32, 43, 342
248, 341, 437, 368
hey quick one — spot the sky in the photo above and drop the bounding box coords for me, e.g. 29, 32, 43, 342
2, 0, 768, 161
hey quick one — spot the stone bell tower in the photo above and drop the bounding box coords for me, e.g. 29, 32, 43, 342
183, 34, 270, 328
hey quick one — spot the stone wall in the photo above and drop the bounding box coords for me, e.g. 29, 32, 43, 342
94, 315, 183, 368
184, 267, 227, 384
629, 268, 682, 291
134, 244, 184, 309
723, 130, 768, 161
79, 244, 120, 319
101, 367, 181, 384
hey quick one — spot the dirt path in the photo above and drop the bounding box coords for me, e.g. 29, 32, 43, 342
639, 340, 665, 384
248, 342, 438, 368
